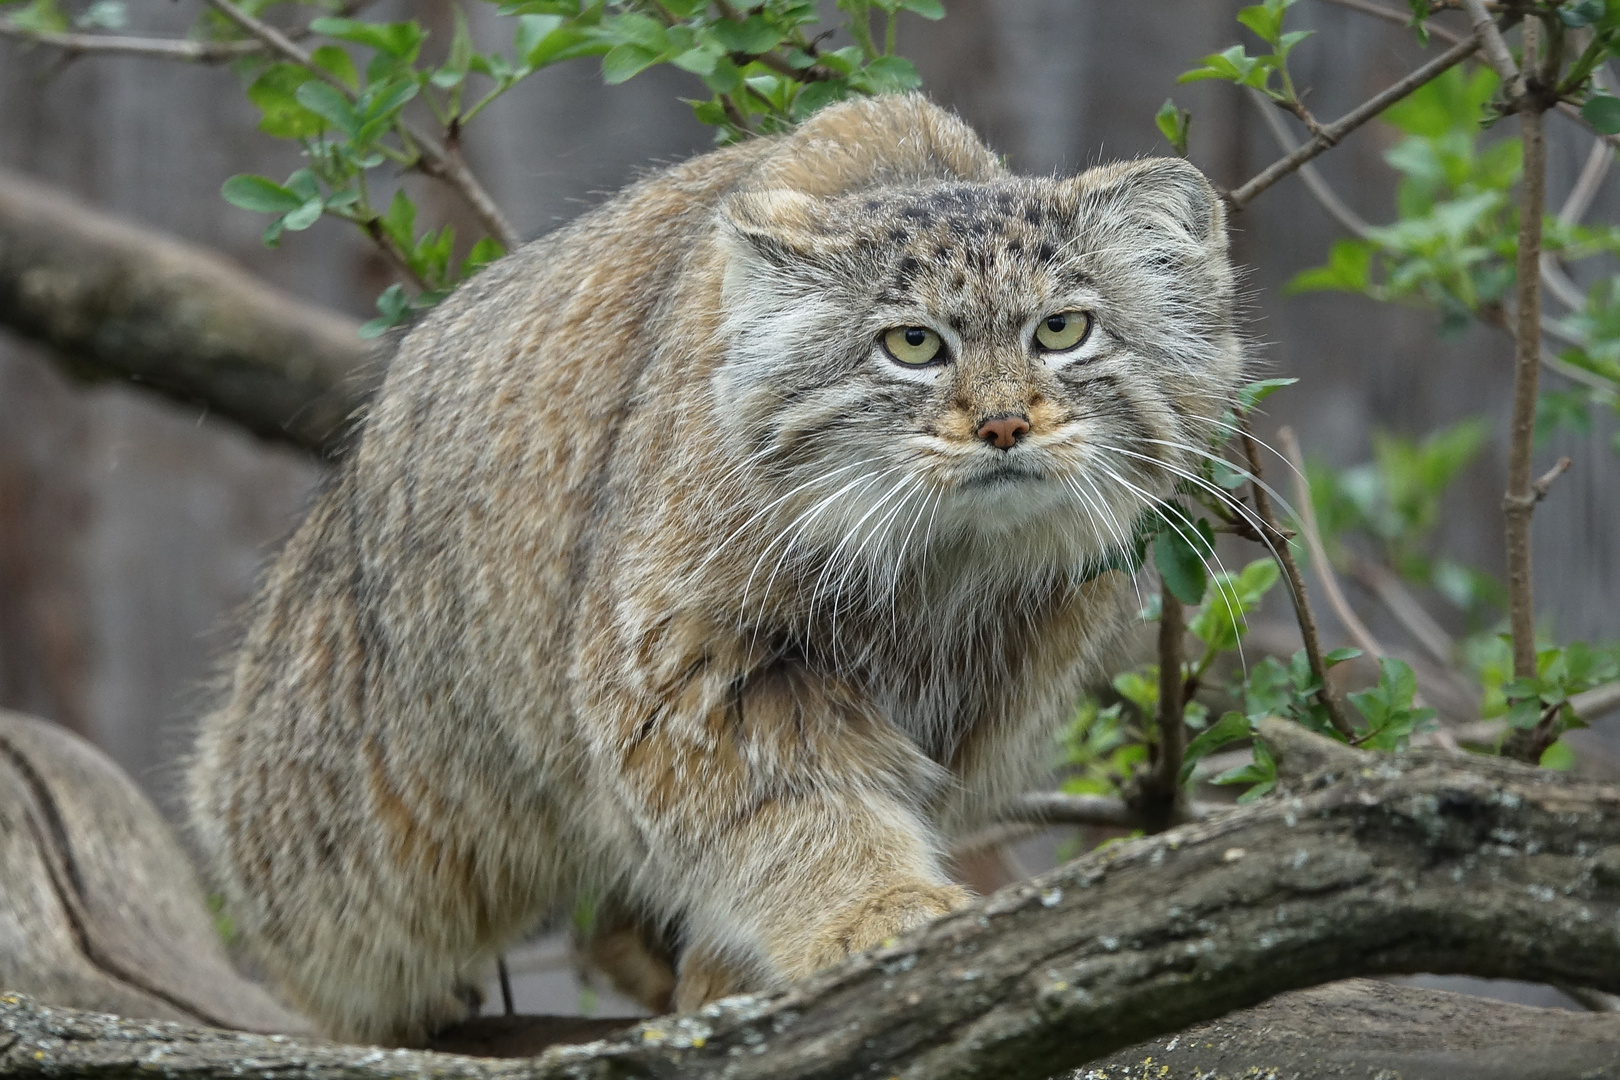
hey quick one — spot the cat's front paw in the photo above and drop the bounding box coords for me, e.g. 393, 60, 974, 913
801, 881, 970, 972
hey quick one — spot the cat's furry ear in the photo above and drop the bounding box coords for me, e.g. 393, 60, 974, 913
719, 190, 852, 269
1068, 157, 1228, 252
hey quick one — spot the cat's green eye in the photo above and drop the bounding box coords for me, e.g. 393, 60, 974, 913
882, 326, 944, 366
1034, 311, 1092, 353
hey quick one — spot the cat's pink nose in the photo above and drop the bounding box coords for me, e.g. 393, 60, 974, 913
976, 414, 1030, 450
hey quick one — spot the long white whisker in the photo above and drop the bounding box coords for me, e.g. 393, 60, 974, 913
1063, 473, 1145, 614
696, 457, 876, 574
739, 467, 889, 634
1187, 413, 1309, 485
1137, 435, 1301, 523
1091, 461, 1252, 675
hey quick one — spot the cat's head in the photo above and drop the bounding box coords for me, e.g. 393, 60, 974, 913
712, 142, 1242, 588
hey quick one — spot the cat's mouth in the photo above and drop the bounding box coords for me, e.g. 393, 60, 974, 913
961, 458, 1045, 487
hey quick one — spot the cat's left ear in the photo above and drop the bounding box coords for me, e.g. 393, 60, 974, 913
1066, 157, 1228, 252
719, 189, 852, 269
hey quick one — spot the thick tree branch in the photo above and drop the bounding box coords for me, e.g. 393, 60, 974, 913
8, 721, 1620, 1079
1228, 34, 1481, 209
0, 168, 377, 456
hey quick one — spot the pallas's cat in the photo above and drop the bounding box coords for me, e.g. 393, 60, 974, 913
187, 93, 1242, 1046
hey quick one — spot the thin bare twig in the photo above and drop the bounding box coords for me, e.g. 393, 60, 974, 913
1503, 37, 1547, 687
0, 23, 262, 60
1572, 679, 1620, 722
1276, 427, 1387, 662
1559, 135, 1612, 226
1322, 0, 1620, 154
1142, 581, 1187, 823
1460, 0, 1519, 85
1239, 417, 1357, 738
1228, 34, 1481, 209
1350, 559, 1457, 666
202, 0, 520, 251
1249, 91, 1372, 238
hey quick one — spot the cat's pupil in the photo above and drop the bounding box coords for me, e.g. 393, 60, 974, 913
904, 328, 927, 346
1046, 315, 1067, 333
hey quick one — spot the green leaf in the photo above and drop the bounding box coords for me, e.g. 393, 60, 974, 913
359, 283, 412, 339
896, 0, 945, 17
853, 54, 922, 93
1237, 376, 1297, 410
380, 188, 416, 252
359, 77, 419, 135
670, 46, 720, 76
1155, 98, 1191, 157
310, 17, 426, 62
10, 0, 68, 33
295, 81, 360, 136
601, 42, 662, 84
1153, 525, 1209, 605
1237, 2, 1284, 46
1323, 646, 1364, 666
1180, 711, 1251, 784
281, 197, 324, 232
600, 12, 669, 51
792, 77, 852, 120
708, 14, 784, 55
460, 236, 506, 277
1540, 739, 1576, 770
514, 13, 564, 65
310, 44, 359, 91
221, 175, 305, 214
1286, 239, 1374, 295
245, 64, 324, 139
1178, 45, 1264, 87
1560, 0, 1605, 27
1583, 93, 1620, 134
447, 5, 475, 75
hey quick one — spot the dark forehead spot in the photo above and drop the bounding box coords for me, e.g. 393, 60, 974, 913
1023, 204, 1045, 225
891, 254, 921, 291
935, 244, 951, 259
888, 227, 908, 243
1006, 237, 1024, 255
1038, 241, 1057, 262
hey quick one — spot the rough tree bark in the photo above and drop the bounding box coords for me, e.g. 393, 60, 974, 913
3, 719, 1619, 1080
0, 168, 378, 456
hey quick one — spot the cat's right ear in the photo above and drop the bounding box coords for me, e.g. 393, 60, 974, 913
719, 190, 839, 269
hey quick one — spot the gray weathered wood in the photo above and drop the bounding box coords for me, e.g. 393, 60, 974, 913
8, 718, 1620, 1079
0, 709, 311, 1034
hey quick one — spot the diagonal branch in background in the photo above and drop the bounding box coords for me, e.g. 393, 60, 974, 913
0, 24, 261, 60
0, 168, 377, 456
6, 721, 1620, 1079
1228, 33, 1481, 209
1238, 417, 1357, 738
